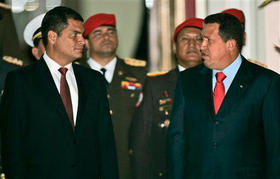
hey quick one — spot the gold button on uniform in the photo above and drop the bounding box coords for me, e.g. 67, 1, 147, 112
128, 149, 133, 155
110, 110, 113, 115
130, 93, 135, 98
158, 172, 163, 176
107, 94, 110, 99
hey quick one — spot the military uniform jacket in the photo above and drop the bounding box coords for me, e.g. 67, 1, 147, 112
130, 68, 178, 179
81, 57, 147, 179
0, 56, 20, 101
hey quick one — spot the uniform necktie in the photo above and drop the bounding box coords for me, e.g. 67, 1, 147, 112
58, 67, 74, 129
100, 68, 106, 77
100, 68, 109, 85
213, 72, 226, 114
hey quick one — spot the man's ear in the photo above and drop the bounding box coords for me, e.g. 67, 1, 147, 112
226, 39, 236, 51
243, 32, 247, 45
48, 30, 57, 45
85, 39, 89, 49
31, 47, 40, 60
172, 41, 177, 54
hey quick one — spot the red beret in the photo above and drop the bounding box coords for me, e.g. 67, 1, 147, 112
173, 18, 203, 42
222, 8, 245, 24
83, 13, 116, 38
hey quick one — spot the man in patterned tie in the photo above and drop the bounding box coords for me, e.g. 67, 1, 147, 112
167, 13, 280, 179
0, 6, 118, 179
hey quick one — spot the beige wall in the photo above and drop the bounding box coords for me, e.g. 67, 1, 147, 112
10, 0, 144, 63
264, 1, 280, 73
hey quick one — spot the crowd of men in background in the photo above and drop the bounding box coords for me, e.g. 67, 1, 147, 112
0, 2, 279, 179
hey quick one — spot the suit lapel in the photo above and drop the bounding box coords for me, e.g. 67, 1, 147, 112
200, 66, 216, 119
72, 64, 87, 129
188, 66, 215, 119
217, 58, 253, 118
36, 58, 75, 132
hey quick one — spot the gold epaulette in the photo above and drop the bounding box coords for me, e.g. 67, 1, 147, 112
0, 2, 11, 9
124, 58, 146, 67
3, 56, 23, 66
247, 58, 267, 68
147, 71, 168, 77
73, 61, 80, 65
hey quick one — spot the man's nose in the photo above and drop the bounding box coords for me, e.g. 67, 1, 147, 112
77, 35, 85, 45
200, 39, 207, 50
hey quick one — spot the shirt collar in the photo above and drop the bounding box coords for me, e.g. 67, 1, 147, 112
212, 54, 242, 93
43, 52, 74, 73
87, 57, 117, 73
178, 64, 186, 72
212, 54, 242, 78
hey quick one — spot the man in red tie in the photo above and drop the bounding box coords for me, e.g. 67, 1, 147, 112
0, 6, 118, 179
167, 13, 280, 179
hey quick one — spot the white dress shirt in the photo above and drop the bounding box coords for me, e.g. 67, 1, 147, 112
178, 64, 186, 72
87, 57, 117, 83
212, 54, 242, 94
43, 53, 79, 125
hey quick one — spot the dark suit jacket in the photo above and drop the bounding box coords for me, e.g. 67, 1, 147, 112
130, 68, 178, 179
0, 58, 119, 179
0, 4, 21, 58
168, 57, 280, 179
80, 57, 147, 179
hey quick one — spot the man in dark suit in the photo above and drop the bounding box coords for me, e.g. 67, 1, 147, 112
167, 13, 280, 179
82, 13, 147, 179
0, 6, 118, 179
130, 18, 203, 179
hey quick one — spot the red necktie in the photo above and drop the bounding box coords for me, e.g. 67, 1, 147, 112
213, 72, 226, 114
58, 67, 74, 129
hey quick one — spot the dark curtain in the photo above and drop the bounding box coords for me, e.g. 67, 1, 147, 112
133, 0, 149, 63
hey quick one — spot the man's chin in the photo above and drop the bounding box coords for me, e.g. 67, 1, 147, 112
185, 54, 201, 61
74, 53, 83, 59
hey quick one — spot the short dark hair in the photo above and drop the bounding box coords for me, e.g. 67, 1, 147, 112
41, 6, 83, 47
204, 13, 244, 52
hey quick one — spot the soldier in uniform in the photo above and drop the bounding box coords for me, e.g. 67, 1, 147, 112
23, 13, 46, 60
0, 55, 23, 178
82, 13, 147, 179
0, 55, 23, 101
0, 3, 23, 178
130, 18, 203, 179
